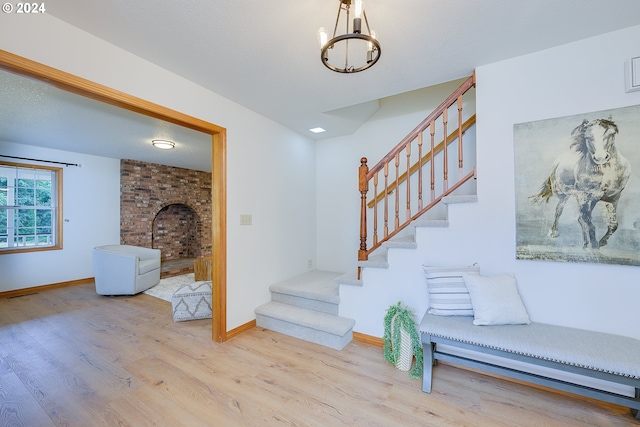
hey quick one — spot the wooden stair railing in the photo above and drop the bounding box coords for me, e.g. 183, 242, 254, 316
358, 73, 476, 270
366, 114, 476, 209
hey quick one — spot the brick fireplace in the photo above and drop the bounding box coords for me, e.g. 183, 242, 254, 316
120, 159, 212, 278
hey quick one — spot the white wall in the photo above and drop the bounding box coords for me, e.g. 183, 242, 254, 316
0, 14, 317, 330
0, 141, 121, 290
331, 24, 640, 341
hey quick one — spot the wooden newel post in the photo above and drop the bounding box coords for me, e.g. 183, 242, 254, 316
359, 157, 369, 262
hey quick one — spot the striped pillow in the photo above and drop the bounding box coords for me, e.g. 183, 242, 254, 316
423, 265, 480, 316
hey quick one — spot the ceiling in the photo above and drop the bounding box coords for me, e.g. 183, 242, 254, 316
2, 0, 640, 172
0, 69, 213, 171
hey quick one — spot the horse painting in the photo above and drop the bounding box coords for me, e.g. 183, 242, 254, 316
530, 117, 631, 249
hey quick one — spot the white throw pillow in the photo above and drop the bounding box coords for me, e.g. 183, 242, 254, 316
423, 265, 480, 316
462, 273, 530, 326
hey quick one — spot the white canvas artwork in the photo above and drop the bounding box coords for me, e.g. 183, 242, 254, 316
514, 104, 640, 266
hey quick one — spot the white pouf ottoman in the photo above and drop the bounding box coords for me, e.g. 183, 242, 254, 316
171, 281, 212, 322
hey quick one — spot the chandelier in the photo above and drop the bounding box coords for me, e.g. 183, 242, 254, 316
317, 0, 381, 73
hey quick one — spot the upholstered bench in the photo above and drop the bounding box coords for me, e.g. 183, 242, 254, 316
420, 313, 640, 419
171, 281, 213, 322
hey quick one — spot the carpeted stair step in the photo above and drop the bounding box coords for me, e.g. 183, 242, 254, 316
357, 251, 389, 269
335, 271, 362, 287
255, 301, 355, 351
269, 270, 342, 315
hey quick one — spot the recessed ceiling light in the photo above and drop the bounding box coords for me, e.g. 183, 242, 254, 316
309, 127, 326, 134
151, 139, 175, 149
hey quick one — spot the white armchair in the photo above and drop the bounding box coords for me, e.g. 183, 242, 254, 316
93, 245, 161, 295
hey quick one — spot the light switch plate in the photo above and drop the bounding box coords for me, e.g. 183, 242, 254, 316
240, 214, 252, 225
625, 56, 640, 93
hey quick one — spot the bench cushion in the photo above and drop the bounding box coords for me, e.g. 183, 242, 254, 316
420, 313, 640, 380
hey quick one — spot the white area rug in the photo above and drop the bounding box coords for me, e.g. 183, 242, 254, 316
144, 273, 194, 302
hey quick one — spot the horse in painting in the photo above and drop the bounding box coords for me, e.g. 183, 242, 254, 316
530, 117, 631, 249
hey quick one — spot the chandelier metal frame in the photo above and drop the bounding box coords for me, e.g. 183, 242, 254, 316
319, 0, 381, 73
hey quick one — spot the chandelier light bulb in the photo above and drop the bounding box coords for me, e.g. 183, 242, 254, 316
368, 29, 377, 50
354, 0, 363, 19
317, 27, 328, 48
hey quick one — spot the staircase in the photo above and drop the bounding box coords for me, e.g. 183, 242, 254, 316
255, 194, 478, 350
254, 270, 355, 350
255, 74, 477, 350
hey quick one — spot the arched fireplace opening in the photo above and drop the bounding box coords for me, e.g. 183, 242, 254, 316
153, 203, 201, 278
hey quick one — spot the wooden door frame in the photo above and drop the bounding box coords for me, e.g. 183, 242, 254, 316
0, 50, 228, 342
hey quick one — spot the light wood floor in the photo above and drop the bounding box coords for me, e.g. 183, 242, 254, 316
0, 282, 636, 427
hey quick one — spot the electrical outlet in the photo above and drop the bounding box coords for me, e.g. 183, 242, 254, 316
307, 259, 313, 269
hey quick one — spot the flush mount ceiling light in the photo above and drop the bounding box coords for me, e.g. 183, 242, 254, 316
318, 0, 381, 73
309, 127, 326, 133
151, 139, 175, 150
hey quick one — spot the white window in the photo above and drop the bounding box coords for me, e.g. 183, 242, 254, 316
0, 162, 62, 254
